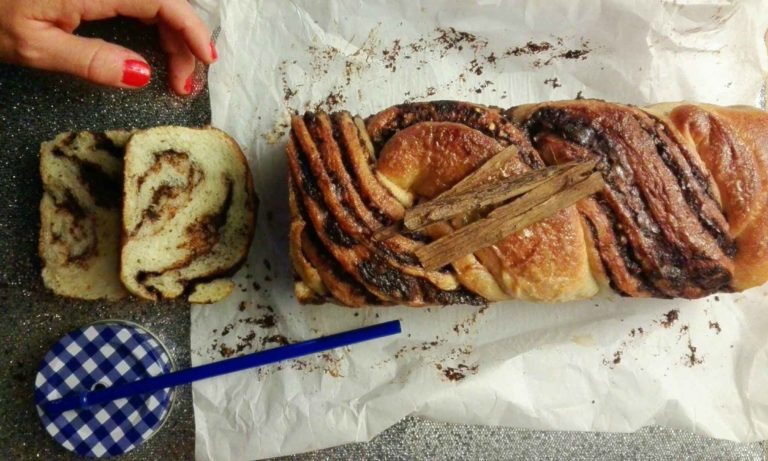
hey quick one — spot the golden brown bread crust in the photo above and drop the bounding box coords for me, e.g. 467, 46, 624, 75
289, 101, 596, 305
663, 104, 768, 290
289, 99, 768, 306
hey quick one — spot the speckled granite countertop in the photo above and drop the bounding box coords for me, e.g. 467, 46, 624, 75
0, 19, 765, 461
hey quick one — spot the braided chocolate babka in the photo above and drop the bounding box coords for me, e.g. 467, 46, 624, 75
288, 100, 768, 306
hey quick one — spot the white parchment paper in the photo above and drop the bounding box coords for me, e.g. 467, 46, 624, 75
190, 1, 768, 459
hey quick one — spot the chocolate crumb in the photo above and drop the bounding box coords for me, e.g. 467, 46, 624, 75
576, 90, 584, 99
685, 340, 703, 367
263, 259, 271, 271
469, 58, 483, 75
236, 331, 257, 353
383, 39, 401, 72
505, 41, 552, 56
221, 323, 234, 336
242, 314, 276, 329
714, 296, 720, 301
544, 77, 562, 89
252, 282, 261, 291
264, 275, 273, 282
709, 321, 721, 334
262, 334, 290, 346
660, 310, 679, 328
219, 344, 235, 358
238, 302, 247, 312
612, 351, 622, 365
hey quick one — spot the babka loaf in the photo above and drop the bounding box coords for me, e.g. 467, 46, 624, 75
39, 130, 132, 300
120, 127, 256, 301
287, 100, 768, 306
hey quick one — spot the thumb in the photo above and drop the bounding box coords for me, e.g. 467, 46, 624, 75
31, 28, 152, 89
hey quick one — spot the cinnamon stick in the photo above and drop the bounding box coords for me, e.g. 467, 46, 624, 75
404, 160, 594, 230
414, 167, 604, 271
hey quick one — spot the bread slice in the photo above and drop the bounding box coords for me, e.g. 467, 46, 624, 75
120, 126, 256, 302
39, 130, 132, 300
187, 279, 236, 304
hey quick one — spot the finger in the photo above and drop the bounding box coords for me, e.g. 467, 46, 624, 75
159, 24, 196, 96
78, 0, 215, 64
30, 28, 151, 88
156, 0, 216, 64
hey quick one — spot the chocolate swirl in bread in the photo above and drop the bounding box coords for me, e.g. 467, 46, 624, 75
120, 127, 256, 301
39, 130, 132, 300
289, 100, 768, 306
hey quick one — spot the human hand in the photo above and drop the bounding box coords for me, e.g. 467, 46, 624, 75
0, 0, 216, 95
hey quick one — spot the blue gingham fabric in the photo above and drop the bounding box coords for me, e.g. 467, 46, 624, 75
34, 322, 174, 458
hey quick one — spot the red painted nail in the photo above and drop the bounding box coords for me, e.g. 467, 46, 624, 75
210, 39, 218, 61
122, 60, 151, 87
184, 74, 194, 94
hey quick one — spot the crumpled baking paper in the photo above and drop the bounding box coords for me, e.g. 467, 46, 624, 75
189, 1, 768, 459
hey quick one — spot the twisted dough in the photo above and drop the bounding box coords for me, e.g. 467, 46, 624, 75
288, 100, 768, 306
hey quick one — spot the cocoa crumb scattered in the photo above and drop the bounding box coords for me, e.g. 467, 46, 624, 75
612, 351, 622, 365
434, 27, 486, 56
440, 363, 479, 382
660, 310, 679, 328
263, 259, 271, 271
264, 275, 273, 282
714, 296, 720, 302
469, 58, 483, 75
685, 340, 703, 367
252, 282, 261, 291
219, 344, 235, 358
426, 86, 437, 96
383, 39, 401, 72
505, 41, 552, 56
221, 324, 234, 336
576, 90, 584, 99
561, 48, 590, 60
473, 80, 493, 94
262, 334, 289, 347
283, 86, 298, 102
709, 321, 721, 334
241, 314, 276, 329
238, 302, 247, 312
236, 331, 257, 353
544, 77, 562, 89
484, 52, 497, 64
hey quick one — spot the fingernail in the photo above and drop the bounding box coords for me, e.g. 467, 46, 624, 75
122, 59, 151, 87
184, 74, 194, 95
210, 39, 218, 61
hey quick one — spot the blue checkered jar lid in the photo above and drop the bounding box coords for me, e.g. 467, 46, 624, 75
34, 321, 175, 458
